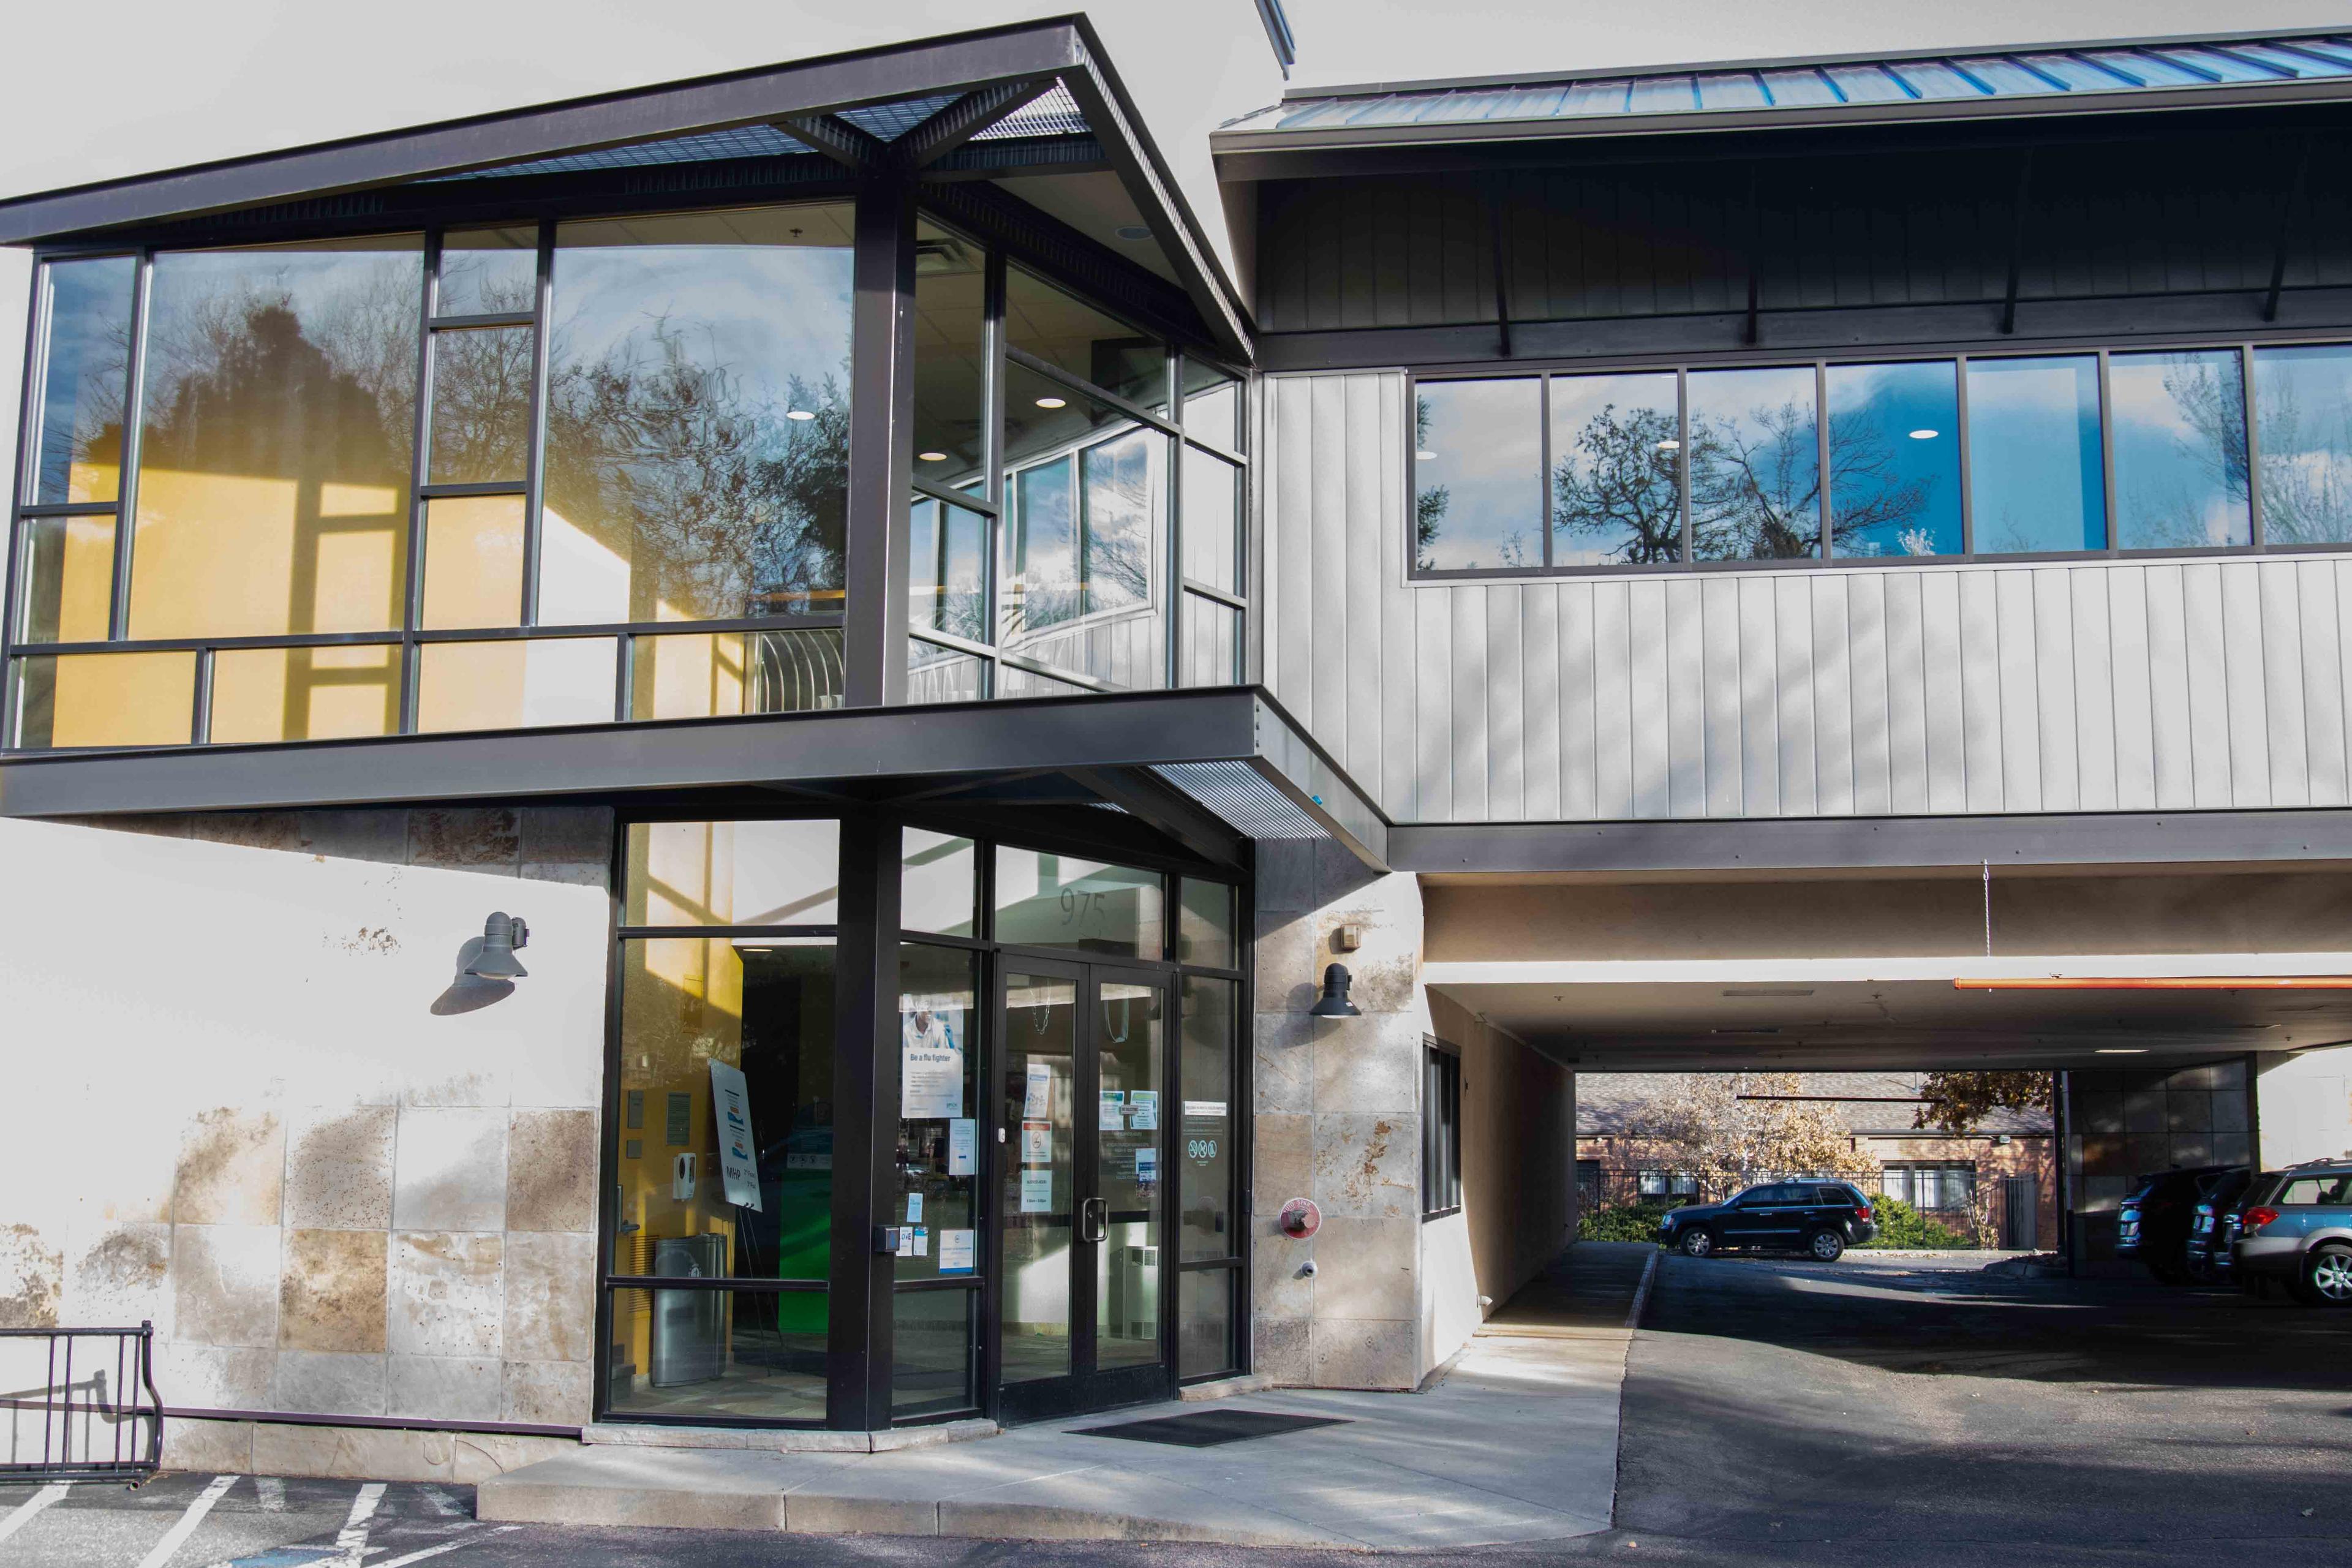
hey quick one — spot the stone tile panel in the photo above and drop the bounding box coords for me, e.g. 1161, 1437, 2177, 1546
502, 1359, 594, 1426
393, 1109, 509, 1231
280, 1229, 388, 1354
175, 1107, 285, 1227
502, 1231, 594, 1364
284, 1106, 396, 1230
505, 1110, 597, 1233
1312, 1112, 1419, 1220
270, 1351, 387, 1417
388, 1232, 503, 1359
173, 1224, 281, 1349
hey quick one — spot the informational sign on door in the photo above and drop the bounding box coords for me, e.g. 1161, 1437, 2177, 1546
1134, 1145, 1158, 1185
707, 1061, 762, 1210
947, 1118, 978, 1176
1020, 1120, 1053, 1163
939, 1229, 976, 1274
1023, 1061, 1053, 1118
901, 998, 965, 1118
1128, 1090, 1159, 1131
1020, 1169, 1055, 1213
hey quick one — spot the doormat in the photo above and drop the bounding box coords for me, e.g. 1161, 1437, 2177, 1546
1075, 1410, 1351, 1448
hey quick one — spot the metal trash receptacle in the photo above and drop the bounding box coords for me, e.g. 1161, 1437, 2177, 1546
650, 1234, 729, 1387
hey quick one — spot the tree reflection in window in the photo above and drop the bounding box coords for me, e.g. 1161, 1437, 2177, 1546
540, 208, 854, 626
1551, 373, 1682, 566
1007, 429, 1154, 633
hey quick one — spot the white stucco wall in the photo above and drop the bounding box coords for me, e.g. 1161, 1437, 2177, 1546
2258, 1043, 2352, 1167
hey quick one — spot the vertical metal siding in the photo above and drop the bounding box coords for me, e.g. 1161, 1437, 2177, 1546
1262, 371, 2352, 823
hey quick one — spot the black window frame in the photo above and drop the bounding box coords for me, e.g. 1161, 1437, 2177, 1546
1421, 1037, 1463, 1220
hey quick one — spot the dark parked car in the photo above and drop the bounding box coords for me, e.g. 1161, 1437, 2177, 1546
2233, 1161, 2352, 1306
2185, 1167, 2258, 1284
1659, 1181, 1878, 1262
2117, 1166, 2238, 1284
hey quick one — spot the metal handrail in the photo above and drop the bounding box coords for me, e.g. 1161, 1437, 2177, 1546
0, 1322, 163, 1485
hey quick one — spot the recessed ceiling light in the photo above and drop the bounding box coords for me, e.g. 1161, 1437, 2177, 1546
1115, 224, 1153, 241
2095, 1047, 2149, 1055
1656, 439, 1681, 451
1035, 396, 1067, 409
918, 451, 948, 462
1415, 450, 1437, 461
786, 409, 816, 421
1909, 428, 1939, 440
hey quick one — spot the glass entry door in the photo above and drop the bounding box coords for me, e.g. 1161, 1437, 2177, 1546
995, 960, 1170, 1422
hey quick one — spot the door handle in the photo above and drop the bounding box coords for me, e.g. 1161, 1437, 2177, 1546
1080, 1196, 1109, 1244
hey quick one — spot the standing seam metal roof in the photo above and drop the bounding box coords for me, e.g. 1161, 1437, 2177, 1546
1218, 33, 2352, 138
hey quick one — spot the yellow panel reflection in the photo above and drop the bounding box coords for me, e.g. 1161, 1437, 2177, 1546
209, 644, 399, 744
415, 638, 616, 733
18, 515, 116, 644
420, 495, 526, 630
12, 650, 195, 749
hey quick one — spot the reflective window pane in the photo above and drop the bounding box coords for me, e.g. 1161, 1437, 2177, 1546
428, 326, 534, 484
896, 943, 981, 1283
435, 225, 538, 317
1414, 379, 1543, 571
1825, 361, 1962, 558
1178, 591, 1240, 688
542, 206, 853, 625
908, 638, 988, 704
902, 829, 978, 938
993, 848, 1163, 958
2111, 350, 2250, 550
1177, 880, 1236, 968
1689, 366, 1820, 560
1966, 355, 2105, 554
892, 1289, 975, 1417
1005, 265, 1164, 409
1181, 445, 1240, 594
2254, 345, 2352, 546
910, 495, 989, 643
1178, 975, 1237, 1263
1183, 372, 1240, 448
1000, 970, 1076, 1384
15, 514, 115, 644
630, 629, 845, 720
33, 256, 134, 505
1095, 978, 1165, 1371
1550, 371, 1681, 566
1177, 1268, 1235, 1381
912, 222, 986, 482
625, 820, 841, 927
208, 644, 398, 744
131, 238, 422, 638
11, 650, 195, 750
420, 494, 524, 630
604, 1284, 826, 1422
414, 636, 616, 733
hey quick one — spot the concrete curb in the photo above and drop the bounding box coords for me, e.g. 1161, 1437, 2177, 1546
1624, 1246, 1661, 1330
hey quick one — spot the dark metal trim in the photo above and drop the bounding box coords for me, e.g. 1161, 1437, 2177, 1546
2264, 134, 2313, 323
1392, 809, 2352, 875
164, 1407, 578, 1440
788, 113, 896, 172
902, 81, 1057, 170
843, 179, 918, 707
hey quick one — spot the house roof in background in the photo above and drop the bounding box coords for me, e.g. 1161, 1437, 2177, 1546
1216, 29, 2352, 151
1577, 1071, 2054, 1139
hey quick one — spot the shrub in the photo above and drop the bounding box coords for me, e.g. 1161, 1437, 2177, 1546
1860, 1193, 1973, 1250
1578, 1200, 1679, 1243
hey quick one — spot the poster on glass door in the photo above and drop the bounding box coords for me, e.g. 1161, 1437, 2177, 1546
900, 992, 965, 1118
707, 1060, 762, 1210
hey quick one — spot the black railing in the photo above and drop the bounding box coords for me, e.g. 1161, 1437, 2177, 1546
0, 1323, 163, 1485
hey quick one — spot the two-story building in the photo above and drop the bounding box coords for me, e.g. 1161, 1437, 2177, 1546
5, 9, 2352, 1475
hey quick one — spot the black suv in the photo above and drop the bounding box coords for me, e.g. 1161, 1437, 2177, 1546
1658, 1181, 1879, 1262
2185, 1167, 2258, 1284
2117, 1166, 2239, 1284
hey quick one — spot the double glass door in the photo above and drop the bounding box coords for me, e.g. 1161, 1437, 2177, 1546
995, 959, 1170, 1421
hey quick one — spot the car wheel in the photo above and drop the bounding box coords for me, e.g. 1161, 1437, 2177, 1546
1679, 1228, 1716, 1259
1807, 1228, 1845, 1263
2299, 1245, 2352, 1307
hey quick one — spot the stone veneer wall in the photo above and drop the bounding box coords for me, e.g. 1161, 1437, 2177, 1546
1251, 841, 1431, 1390
0, 808, 612, 1480
2065, 1058, 2252, 1270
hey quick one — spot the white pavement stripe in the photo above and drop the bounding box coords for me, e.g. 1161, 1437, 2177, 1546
254, 1477, 285, 1512
0, 1482, 69, 1543
331, 1482, 385, 1567
418, 1485, 462, 1518
370, 1525, 521, 1568
134, 1474, 240, 1568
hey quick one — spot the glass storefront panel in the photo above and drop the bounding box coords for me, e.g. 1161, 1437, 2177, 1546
1688, 365, 1821, 561
1182, 370, 1240, 448
1966, 355, 2106, 554
1005, 265, 1164, 410
130, 237, 423, 639
2255, 344, 2352, 546
2110, 349, 2251, 551
993, 848, 1163, 958
624, 820, 841, 927
418, 494, 526, 630
1176, 880, 1236, 969
1095, 978, 1164, 1371
1550, 371, 1682, 567
630, 629, 845, 720
414, 636, 616, 732
15, 514, 115, 644
908, 637, 988, 703
892, 1289, 977, 1418
540, 205, 854, 626
1178, 976, 1237, 1264
1177, 1268, 1235, 1381
10, 650, 194, 749
1000, 970, 1077, 1385
896, 944, 980, 1284
901, 830, 977, 937
910, 494, 989, 644
435, 225, 538, 318
912, 221, 987, 481
32, 255, 135, 506
1413, 378, 1543, 571
604, 1285, 827, 1423
428, 325, 535, 486
208, 644, 398, 744
1824, 360, 1962, 559
1180, 445, 1240, 595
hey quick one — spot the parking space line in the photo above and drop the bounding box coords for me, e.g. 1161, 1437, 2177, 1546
371, 1525, 521, 1567
135, 1474, 241, 1568
254, 1477, 285, 1512
0, 1482, 70, 1544
331, 1482, 385, 1566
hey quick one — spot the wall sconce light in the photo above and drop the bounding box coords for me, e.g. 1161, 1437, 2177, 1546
1309, 962, 1360, 1018
464, 912, 530, 979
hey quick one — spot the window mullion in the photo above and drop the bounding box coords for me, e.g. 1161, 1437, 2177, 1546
109, 253, 153, 644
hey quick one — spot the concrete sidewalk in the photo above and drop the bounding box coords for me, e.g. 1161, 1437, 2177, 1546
478, 1245, 1647, 1548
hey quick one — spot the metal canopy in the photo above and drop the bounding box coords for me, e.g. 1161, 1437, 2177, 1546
0, 688, 1389, 872
1216, 29, 2352, 153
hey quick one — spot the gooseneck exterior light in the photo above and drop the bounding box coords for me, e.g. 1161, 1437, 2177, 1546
466, 912, 530, 979
1309, 962, 1360, 1017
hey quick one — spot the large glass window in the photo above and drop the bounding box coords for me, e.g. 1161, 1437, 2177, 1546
2255, 345, 2352, 546
993, 848, 1165, 959
31, 256, 135, 507
1966, 356, 2106, 554
541, 206, 854, 625
208, 644, 398, 744
130, 238, 423, 639
1005, 266, 1164, 411
1825, 361, 1961, 558
2109, 350, 2252, 551
1688, 366, 1821, 561
1551, 372, 1682, 567
1414, 378, 1543, 571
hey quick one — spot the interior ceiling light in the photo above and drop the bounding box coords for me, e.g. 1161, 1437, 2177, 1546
2095, 1047, 2149, 1055
918, 451, 948, 462
1656, 439, 1681, 450
1415, 450, 1437, 460
1909, 428, 1940, 439
1115, 224, 1153, 241
1035, 396, 1067, 409
786, 409, 816, 421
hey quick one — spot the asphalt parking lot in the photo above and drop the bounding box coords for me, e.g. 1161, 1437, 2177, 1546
7, 1250, 2351, 1567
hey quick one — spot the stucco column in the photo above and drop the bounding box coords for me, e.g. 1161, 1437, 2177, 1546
1250, 840, 1430, 1390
